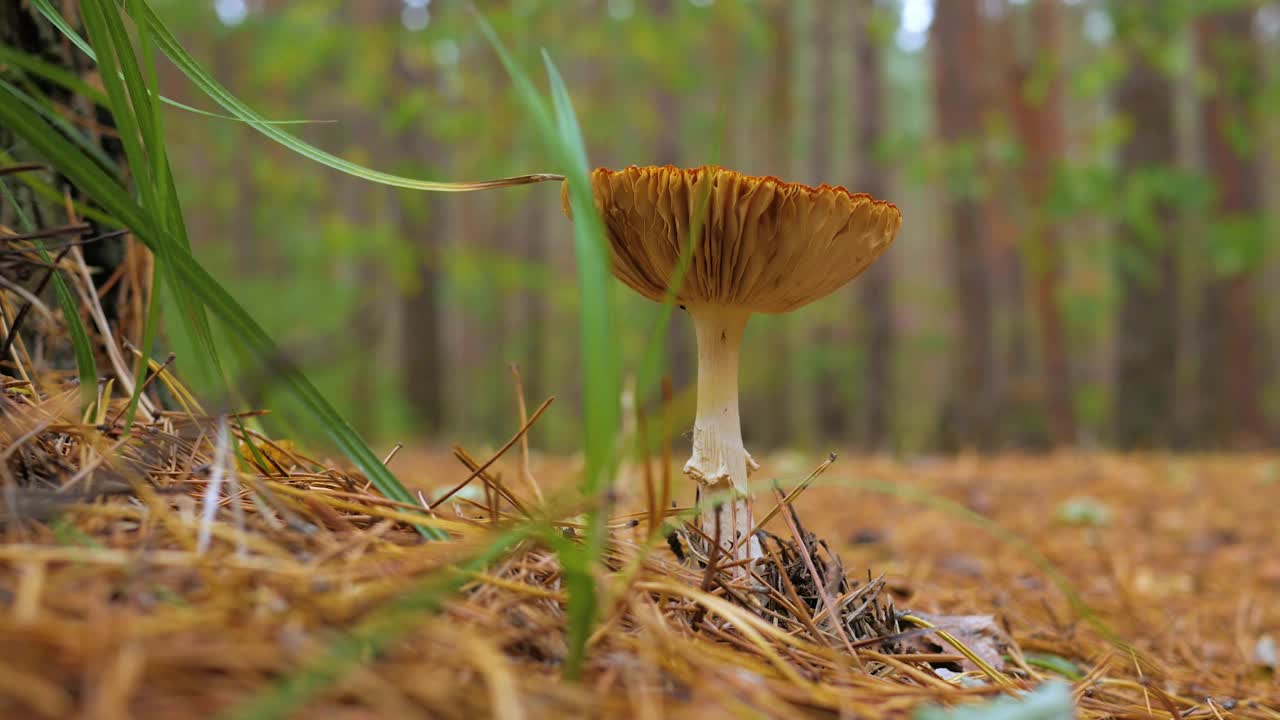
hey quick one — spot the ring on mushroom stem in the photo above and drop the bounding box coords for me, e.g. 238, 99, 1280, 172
563, 165, 902, 574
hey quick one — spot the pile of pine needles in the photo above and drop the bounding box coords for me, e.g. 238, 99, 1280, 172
3, 222, 1279, 719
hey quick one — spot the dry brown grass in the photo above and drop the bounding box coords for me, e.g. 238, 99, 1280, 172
2, 366, 1278, 718
3, 215, 1277, 719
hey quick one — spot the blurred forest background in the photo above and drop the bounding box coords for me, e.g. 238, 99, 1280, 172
80, 0, 1280, 453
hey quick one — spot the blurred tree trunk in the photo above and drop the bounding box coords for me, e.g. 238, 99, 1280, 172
741, 0, 795, 451
518, 193, 548, 408
988, 1, 1052, 449
1011, 0, 1076, 446
651, 0, 695, 399
810, 0, 848, 445
1196, 7, 1265, 448
342, 3, 399, 434
853, 0, 894, 452
1111, 1, 1179, 449
394, 50, 447, 435
931, 0, 996, 451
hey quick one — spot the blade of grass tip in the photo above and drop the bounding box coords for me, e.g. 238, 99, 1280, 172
25, 0, 330, 127
113, 0, 560, 192
0, 74, 439, 540
0, 180, 98, 411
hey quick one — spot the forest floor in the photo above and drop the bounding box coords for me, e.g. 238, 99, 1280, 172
2, 387, 1278, 718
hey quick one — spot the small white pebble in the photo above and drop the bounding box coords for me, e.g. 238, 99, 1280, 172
1255, 635, 1277, 668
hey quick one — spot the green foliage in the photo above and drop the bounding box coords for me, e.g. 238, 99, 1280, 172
1022, 653, 1084, 681
1205, 214, 1270, 276
1112, 167, 1213, 284
10, 0, 1268, 455
915, 682, 1073, 720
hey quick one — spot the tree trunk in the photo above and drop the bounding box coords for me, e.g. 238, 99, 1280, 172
931, 0, 996, 451
1012, 0, 1077, 446
650, 0, 695, 399
809, 0, 849, 445
1111, 1, 1179, 449
393, 52, 447, 435
518, 193, 548, 408
853, 0, 894, 452
1196, 7, 1265, 448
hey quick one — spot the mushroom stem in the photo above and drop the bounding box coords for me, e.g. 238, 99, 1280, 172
684, 305, 762, 566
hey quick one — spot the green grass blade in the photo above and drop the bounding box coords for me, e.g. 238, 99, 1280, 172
474, 10, 621, 679
76, 0, 156, 207
100, 1, 555, 192
540, 51, 620, 496
0, 75, 440, 539
0, 86, 147, 229
25, 0, 328, 126
541, 51, 621, 681
27, 0, 95, 59
0, 76, 122, 179
0, 162, 120, 228
79, 0, 220, 391
0, 181, 99, 412
0, 45, 110, 107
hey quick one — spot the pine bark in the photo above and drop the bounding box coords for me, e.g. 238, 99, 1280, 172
1012, 0, 1077, 446
1196, 7, 1266, 448
931, 0, 996, 450
854, 0, 894, 451
1111, 1, 1180, 449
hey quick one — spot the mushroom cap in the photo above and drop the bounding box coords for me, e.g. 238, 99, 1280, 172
563, 165, 902, 314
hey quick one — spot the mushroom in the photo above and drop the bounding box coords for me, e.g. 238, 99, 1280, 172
563, 165, 901, 568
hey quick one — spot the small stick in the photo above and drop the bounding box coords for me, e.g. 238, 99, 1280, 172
105, 353, 175, 428
735, 452, 837, 556
771, 484, 863, 669
659, 377, 673, 520
0, 222, 91, 243
0, 163, 46, 176
763, 540, 826, 641
692, 508, 724, 627
508, 364, 543, 503
429, 396, 554, 510
381, 442, 403, 467
452, 445, 530, 518
636, 400, 657, 538
0, 245, 75, 361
